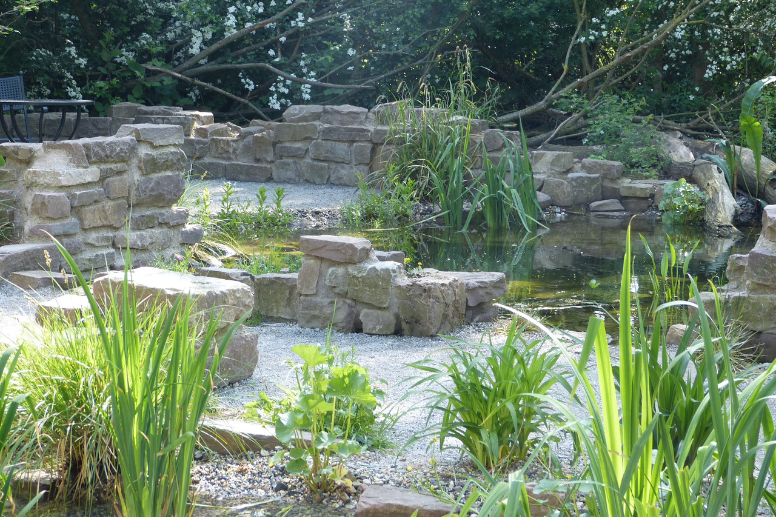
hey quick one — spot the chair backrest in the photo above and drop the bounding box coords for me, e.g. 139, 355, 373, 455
0, 73, 26, 111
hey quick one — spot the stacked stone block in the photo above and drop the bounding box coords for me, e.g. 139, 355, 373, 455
253, 234, 507, 337
0, 123, 200, 274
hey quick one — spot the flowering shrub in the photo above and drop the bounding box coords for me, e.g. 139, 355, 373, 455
659, 178, 709, 226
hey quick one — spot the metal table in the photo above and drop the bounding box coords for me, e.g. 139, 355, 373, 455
0, 99, 95, 142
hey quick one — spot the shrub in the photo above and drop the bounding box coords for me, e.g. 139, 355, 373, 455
658, 178, 708, 226
405, 319, 563, 471
271, 329, 384, 492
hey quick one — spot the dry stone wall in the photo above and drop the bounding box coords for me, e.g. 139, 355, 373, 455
0, 124, 201, 274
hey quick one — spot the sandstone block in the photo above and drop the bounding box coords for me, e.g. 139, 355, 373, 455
353, 143, 372, 165
581, 158, 624, 179
764, 205, 776, 243
568, 172, 603, 205
375, 250, 405, 263
320, 125, 372, 141
395, 276, 466, 337
253, 130, 275, 162
620, 183, 655, 198
223, 163, 273, 182
309, 140, 350, 163
181, 137, 210, 160
115, 124, 185, 146
0, 143, 38, 162
360, 309, 397, 335
276, 143, 308, 159
0, 243, 63, 278
274, 123, 319, 142
133, 173, 185, 206
354, 485, 453, 517
590, 199, 625, 212
431, 271, 506, 306
330, 165, 366, 186
141, 149, 187, 175
537, 191, 552, 209
10, 270, 76, 290
300, 235, 372, 263
83, 233, 114, 247
283, 105, 324, 123
114, 229, 172, 250
92, 267, 253, 330
209, 137, 240, 161
321, 105, 368, 126
159, 207, 190, 226
68, 189, 105, 207
347, 261, 404, 308
297, 296, 356, 332
31, 193, 71, 218
79, 136, 136, 163
76, 200, 128, 229
25, 167, 100, 188
746, 248, 776, 286
195, 267, 253, 287
532, 151, 573, 175
41, 141, 89, 167
210, 329, 259, 387
621, 197, 652, 213
200, 418, 285, 454
180, 224, 204, 244
297, 256, 321, 295
99, 163, 129, 179
466, 302, 498, 324
27, 218, 80, 237
36, 294, 91, 325
272, 160, 300, 183
325, 266, 349, 295
104, 176, 129, 199
300, 161, 330, 185
136, 106, 183, 116
254, 273, 298, 322
107, 102, 140, 119
133, 116, 195, 136
195, 123, 240, 139
70, 248, 116, 271
666, 324, 690, 346
541, 177, 574, 207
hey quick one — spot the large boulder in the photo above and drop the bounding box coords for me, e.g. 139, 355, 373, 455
92, 267, 253, 331
254, 273, 298, 322
394, 275, 466, 337
660, 133, 695, 179
531, 151, 573, 175
691, 160, 742, 237
738, 147, 776, 204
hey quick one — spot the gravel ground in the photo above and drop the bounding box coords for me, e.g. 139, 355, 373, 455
188, 180, 359, 211
0, 280, 60, 346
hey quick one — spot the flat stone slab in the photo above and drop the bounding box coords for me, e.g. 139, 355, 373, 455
194, 266, 253, 287
430, 271, 507, 306
36, 293, 91, 324
254, 273, 298, 322
355, 485, 454, 517
589, 199, 625, 212
0, 243, 63, 279
374, 250, 406, 263
10, 270, 76, 290
200, 418, 283, 454
92, 267, 253, 330
300, 235, 372, 263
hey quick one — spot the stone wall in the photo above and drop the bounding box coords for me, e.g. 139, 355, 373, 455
0, 124, 201, 274
253, 234, 507, 337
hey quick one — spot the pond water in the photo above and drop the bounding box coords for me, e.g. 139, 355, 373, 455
252, 214, 759, 333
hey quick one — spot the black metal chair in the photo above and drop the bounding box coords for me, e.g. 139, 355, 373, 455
0, 72, 31, 141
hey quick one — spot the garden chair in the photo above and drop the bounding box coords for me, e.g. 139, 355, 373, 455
0, 72, 31, 142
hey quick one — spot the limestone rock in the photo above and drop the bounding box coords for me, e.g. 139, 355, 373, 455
0, 143, 38, 162
273, 123, 319, 142
180, 224, 204, 244
195, 123, 240, 139
75, 200, 128, 229
31, 193, 71, 219
660, 133, 695, 179
272, 160, 300, 183
27, 218, 80, 237
68, 189, 106, 208
691, 160, 741, 237
113, 229, 172, 250
300, 235, 372, 263
133, 173, 186, 207
79, 136, 136, 163
140, 149, 187, 175
354, 485, 454, 517
297, 256, 321, 295
92, 267, 253, 330
394, 275, 466, 337
104, 176, 129, 199
330, 165, 366, 186
375, 250, 405, 263
531, 151, 573, 175
254, 273, 298, 322
25, 167, 100, 188
309, 140, 350, 163
466, 302, 498, 323
300, 161, 330, 185
276, 143, 309, 158
590, 199, 625, 212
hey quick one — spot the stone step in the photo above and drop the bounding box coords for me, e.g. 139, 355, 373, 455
200, 418, 311, 454
35, 293, 91, 324
0, 243, 63, 279
10, 270, 77, 290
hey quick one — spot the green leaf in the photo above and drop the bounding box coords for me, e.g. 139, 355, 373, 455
292, 344, 328, 367
286, 457, 309, 474
132, 84, 144, 99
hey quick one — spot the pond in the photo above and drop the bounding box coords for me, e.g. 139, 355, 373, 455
247, 214, 759, 333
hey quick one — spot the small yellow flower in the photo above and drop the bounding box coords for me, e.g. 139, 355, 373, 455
417, 262, 422, 266
407, 466, 413, 471
404, 257, 411, 265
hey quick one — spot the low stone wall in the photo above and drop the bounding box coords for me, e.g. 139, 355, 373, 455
253, 234, 507, 337
0, 124, 202, 274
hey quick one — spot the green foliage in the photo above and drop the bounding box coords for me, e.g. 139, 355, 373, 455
341, 166, 416, 228
658, 179, 708, 227
0, 346, 42, 516
272, 329, 384, 492
703, 138, 742, 194
405, 319, 563, 471
0, 186, 13, 244
739, 76, 776, 197
15, 316, 116, 502
50, 238, 244, 516
558, 93, 667, 176
641, 234, 698, 323
215, 183, 292, 237
236, 244, 302, 277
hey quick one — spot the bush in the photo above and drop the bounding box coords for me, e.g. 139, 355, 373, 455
658, 178, 708, 226
405, 319, 563, 471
